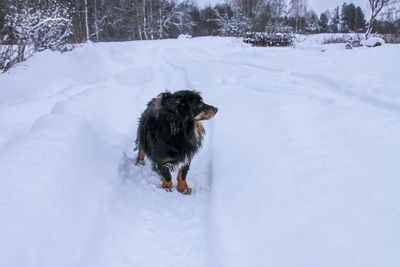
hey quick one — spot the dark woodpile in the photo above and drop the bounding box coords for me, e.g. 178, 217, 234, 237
243, 30, 294, 47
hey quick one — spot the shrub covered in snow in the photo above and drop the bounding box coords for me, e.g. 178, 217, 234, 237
0, 0, 73, 72
322, 34, 363, 47
0, 45, 34, 72
362, 37, 385, 47
177, 34, 192, 39
345, 43, 353, 49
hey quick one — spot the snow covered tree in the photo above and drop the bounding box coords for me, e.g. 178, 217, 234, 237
2, 0, 73, 51
161, 1, 196, 37
222, 7, 252, 36
1, 0, 73, 71
305, 10, 319, 33
228, 0, 288, 32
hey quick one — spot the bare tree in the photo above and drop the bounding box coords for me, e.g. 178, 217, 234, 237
92, 0, 108, 41
84, 0, 90, 41
270, 0, 288, 18
366, 0, 399, 38
162, 2, 195, 35
231, 0, 264, 20
289, 0, 308, 33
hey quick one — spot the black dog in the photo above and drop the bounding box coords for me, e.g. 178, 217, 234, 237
135, 90, 218, 194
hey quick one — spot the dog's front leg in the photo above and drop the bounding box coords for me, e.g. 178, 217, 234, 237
154, 162, 172, 192
135, 148, 145, 165
177, 161, 192, 195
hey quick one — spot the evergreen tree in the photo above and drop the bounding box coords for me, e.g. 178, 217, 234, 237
319, 12, 329, 33
341, 3, 365, 32
341, 3, 354, 32
329, 6, 340, 33
355, 7, 366, 32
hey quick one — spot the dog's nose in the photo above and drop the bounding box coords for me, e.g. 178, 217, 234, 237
212, 107, 218, 113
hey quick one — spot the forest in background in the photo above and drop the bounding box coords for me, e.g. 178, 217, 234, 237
1, 0, 400, 71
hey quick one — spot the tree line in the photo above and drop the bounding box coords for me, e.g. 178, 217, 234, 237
1, 0, 400, 70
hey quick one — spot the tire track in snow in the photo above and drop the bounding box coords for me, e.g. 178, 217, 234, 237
184, 44, 400, 114
294, 72, 400, 113
157, 50, 194, 90
232, 60, 400, 113
156, 44, 217, 263
87, 44, 215, 267
160, 45, 228, 267
155, 44, 223, 266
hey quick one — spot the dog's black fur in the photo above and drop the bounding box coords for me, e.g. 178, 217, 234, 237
135, 90, 218, 194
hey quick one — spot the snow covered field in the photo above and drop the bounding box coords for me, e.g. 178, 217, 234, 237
1, 37, 399, 267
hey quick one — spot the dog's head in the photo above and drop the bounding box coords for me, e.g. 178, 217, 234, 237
173, 90, 218, 121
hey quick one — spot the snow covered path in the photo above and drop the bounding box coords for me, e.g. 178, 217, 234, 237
1, 37, 400, 267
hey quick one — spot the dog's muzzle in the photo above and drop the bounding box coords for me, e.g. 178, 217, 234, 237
205, 104, 218, 118
195, 104, 218, 121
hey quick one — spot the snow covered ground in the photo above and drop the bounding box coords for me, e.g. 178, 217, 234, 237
1, 37, 399, 267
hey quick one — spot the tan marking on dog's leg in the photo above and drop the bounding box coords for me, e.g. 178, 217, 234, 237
177, 170, 192, 195
136, 149, 145, 165
161, 177, 172, 192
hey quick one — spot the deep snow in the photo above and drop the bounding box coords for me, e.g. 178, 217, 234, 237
0, 37, 399, 267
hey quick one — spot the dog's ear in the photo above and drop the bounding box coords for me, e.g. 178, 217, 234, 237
161, 92, 178, 111
192, 90, 202, 95
170, 93, 185, 104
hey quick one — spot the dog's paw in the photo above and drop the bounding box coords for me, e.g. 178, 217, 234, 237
134, 160, 145, 166
135, 149, 145, 166
177, 185, 192, 195
161, 178, 172, 192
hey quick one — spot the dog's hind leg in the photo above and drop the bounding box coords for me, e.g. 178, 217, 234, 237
135, 148, 145, 166
153, 162, 173, 192
177, 162, 192, 195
